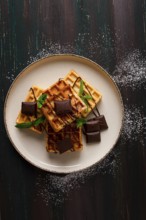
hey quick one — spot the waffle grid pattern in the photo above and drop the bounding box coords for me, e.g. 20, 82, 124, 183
46, 122, 83, 153
64, 70, 102, 117
41, 80, 86, 132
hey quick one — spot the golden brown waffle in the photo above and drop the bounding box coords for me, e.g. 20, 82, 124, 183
16, 86, 44, 134
64, 70, 102, 117
46, 122, 83, 153
41, 80, 86, 132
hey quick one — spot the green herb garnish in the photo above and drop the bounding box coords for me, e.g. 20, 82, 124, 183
79, 80, 84, 96
15, 121, 33, 128
76, 118, 87, 128
83, 94, 92, 100
78, 80, 92, 112
32, 116, 46, 126
37, 94, 47, 108
15, 116, 45, 128
80, 97, 89, 112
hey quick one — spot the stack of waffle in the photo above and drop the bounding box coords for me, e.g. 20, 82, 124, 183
16, 70, 102, 153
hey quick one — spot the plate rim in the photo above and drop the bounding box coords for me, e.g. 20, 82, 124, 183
4, 53, 124, 173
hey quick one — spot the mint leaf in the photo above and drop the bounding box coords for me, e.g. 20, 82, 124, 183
83, 94, 92, 100
80, 96, 88, 105
79, 80, 84, 96
37, 93, 47, 108
33, 116, 45, 126
15, 116, 45, 128
76, 118, 86, 128
15, 121, 33, 128
80, 96, 91, 112
78, 80, 92, 112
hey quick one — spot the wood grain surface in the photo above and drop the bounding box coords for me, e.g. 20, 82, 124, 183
0, 0, 146, 219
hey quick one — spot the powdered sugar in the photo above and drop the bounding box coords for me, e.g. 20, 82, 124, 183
121, 104, 144, 144
36, 149, 119, 206
6, 72, 15, 83
113, 50, 146, 90
27, 44, 77, 64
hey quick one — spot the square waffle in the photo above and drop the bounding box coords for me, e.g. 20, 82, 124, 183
46, 122, 83, 153
16, 86, 45, 134
64, 70, 102, 117
41, 80, 86, 132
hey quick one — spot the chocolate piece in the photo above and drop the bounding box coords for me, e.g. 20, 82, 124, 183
54, 99, 72, 115
21, 102, 37, 116
97, 115, 108, 130
56, 137, 73, 153
86, 131, 101, 143
84, 118, 100, 132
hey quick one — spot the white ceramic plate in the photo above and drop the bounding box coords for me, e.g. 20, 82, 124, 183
4, 54, 124, 173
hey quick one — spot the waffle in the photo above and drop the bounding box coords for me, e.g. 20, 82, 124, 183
46, 122, 83, 153
16, 86, 45, 134
64, 70, 102, 117
41, 79, 86, 132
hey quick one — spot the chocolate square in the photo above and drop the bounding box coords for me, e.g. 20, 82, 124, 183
21, 102, 37, 116
56, 137, 73, 153
84, 118, 100, 132
54, 99, 72, 115
98, 115, 108, 130
86, 131, 101, 143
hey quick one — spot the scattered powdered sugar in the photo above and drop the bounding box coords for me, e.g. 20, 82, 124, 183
5, 72, 15, 83
27, 43, 77, 64
112, 50, 146, 90
36, 149, 120, 206
121, 104, 144, 144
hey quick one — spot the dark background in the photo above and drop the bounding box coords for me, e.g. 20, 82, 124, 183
0, 0, 146, 219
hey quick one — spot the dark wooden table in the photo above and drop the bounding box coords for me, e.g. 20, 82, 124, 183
1, 1, 146, 219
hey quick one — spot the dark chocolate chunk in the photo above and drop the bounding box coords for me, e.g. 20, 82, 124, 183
84, 118, 100, 132
97, 115, 108, 130
21, 102, 37, 116
86, 131, 101, 143
56, 137, 73, 153
54, 99, 72, 115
